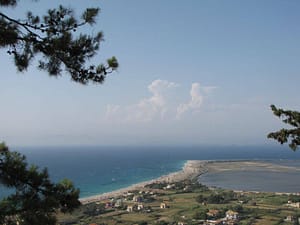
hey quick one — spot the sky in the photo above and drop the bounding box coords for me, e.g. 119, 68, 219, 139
1, 0, 300, 147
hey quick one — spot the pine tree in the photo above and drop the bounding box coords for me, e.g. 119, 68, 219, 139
0, 143, 80, 225
268, 105, 300, 151
0, 0, 118, 84
0, 1, 119, 224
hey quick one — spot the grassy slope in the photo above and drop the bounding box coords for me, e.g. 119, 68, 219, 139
57, 182, 300, 225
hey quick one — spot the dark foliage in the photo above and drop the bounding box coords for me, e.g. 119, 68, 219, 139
196, 192, 235, 205
193, 209, 208, 220
0, 143, 80, 225
138, 222, 148, 225
145, 182, 167, 190
268, 105, 300, 150
0, 1, 119, 224
82, 203, 105, 216
0, 0, 118, 84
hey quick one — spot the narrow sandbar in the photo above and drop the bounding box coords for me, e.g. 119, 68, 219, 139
205, 160, 300, 173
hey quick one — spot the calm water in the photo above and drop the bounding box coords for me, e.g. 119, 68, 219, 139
1, 145, 300, 198
199, 163, 300, 193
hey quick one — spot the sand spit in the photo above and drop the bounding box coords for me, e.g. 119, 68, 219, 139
80, 160, 300, 204
205, 160, 300, 173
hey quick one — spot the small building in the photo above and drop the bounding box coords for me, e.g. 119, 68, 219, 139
115, 199, 123, 208
226, 210, 239, 220
166, 184, 173, 189
207, 209, 219, 218
127, 205, 134, 212
284, 215, 295, 222
160, 202, 168, 209
164, 184, 175, 190
124, 192, 134, 197
287, 202, 300, 208
183, 185, 192, 192
137, 204, 144, 210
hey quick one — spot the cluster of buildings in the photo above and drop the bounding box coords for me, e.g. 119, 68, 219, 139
178, 210, 239, 225
286, 200, 300, 208
90, 185, 242, 225
126, 199, 168, 213
101, 190, 161, 214
100, 188, 173, 214
102, 189, 156, 209
71, 184, 300, 225
205, 210, 239, 225
284, 215, 300, 223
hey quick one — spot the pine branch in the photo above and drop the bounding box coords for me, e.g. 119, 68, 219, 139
268, 105, 300, 151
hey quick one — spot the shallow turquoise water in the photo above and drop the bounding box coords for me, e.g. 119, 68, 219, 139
1, 146, 300, 198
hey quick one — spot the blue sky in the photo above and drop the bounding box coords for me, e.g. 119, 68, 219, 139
1, 0, 300, 146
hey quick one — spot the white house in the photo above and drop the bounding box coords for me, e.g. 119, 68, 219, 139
137, 204, 144, 210
127, 205, 134, 212
225, 210, 239, 220
160, 202, 167, 209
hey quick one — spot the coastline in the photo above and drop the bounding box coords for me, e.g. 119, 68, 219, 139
80, 159, 300, 204
80, 160, 206, 204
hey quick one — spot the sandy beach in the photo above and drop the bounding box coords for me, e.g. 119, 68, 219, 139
80, 160, 206, 204
80, 160, 300, 204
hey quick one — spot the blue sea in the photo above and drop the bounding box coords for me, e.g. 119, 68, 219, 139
1, 145, 300, 199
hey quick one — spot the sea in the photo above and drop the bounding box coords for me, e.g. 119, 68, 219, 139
1, 145, 300, 199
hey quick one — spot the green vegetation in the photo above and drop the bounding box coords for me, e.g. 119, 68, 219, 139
57, 179, 300, 225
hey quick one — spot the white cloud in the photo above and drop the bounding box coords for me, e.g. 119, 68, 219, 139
106, 79, 178, 122
105, 80, 215, 123
128, 80, 178, 122
105, 104, 121, 119
176, 83, 203, 119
